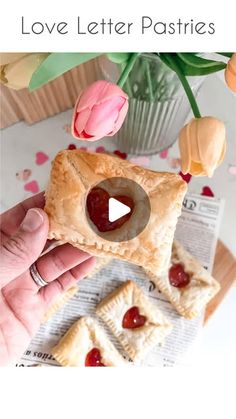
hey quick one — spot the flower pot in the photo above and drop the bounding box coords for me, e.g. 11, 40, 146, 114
99, 54, 204, 155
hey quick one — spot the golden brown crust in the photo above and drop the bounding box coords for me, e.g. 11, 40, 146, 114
45, 150, 187, 274
145, 240, 220, 319
51, 316, 126, 367
96, 280, 172, 362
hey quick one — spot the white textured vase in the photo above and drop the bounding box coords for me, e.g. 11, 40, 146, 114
99, 54, 204, 155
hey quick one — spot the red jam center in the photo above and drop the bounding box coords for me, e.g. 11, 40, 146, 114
86, 187, 134, 232
85, 348, 105, 367
168, 263, 190, 288
122, 306, 147, 329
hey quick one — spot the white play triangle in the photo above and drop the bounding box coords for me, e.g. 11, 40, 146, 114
108, 197, 131, 222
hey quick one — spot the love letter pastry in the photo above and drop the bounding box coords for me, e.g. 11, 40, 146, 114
45, 150, 187, 274
145, 240, 220, 319
51, 316, 126, 366
96, 280, 172, 362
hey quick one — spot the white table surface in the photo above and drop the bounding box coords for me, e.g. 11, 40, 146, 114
1, 73, 235, 365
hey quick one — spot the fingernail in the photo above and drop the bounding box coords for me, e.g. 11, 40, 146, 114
21, 209, 44, 232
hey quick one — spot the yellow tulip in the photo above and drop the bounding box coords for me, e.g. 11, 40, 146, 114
179, 117, 226, 177
225, 53, 236, 93
0, 53, 28, 66
0, 53, 48, 90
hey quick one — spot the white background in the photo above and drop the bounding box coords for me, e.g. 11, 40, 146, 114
0, 0, 236, 51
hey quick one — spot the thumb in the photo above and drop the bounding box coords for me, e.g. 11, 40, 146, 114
0, 208, 49, 286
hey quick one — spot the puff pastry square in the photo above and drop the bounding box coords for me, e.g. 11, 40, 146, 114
96, 280, 172, 362
146, 240, 220, 319
51, 317, 126, 366
45, 150, 187, 273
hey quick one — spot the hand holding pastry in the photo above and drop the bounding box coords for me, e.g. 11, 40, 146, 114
0, 193, 96, 366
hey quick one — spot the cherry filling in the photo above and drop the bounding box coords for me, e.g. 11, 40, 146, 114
168, 263, 190, 288
86, 187, 134, 232
85, 348, 105, 367
122, 306, 147, 329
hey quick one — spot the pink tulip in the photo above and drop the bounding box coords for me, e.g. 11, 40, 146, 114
71, 80, 129, 141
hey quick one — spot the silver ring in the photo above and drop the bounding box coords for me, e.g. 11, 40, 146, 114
29, 263, 48, 288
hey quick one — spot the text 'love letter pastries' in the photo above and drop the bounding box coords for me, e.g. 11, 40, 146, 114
45, 150, 187, 274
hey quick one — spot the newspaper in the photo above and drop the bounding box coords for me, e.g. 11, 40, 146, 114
17, 193, 224, 367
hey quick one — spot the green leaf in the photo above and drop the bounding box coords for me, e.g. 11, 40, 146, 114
159, 53, 226, 76
106, 53, 131, 64
29, 53, 102, 91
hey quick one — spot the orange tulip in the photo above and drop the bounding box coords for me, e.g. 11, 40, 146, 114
179, 117, 226, 177
225, 53, 236, 93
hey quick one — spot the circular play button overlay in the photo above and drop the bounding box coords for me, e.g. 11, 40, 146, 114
86, 177, 151, 242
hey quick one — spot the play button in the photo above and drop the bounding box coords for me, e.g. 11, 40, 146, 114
108, 197, 131, 222
86, 177, 151, 242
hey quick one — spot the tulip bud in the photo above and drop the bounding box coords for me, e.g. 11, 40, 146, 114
179, 117, 226, 177
72, 80, 129, 141
225, 53, 236, 93
0, 53, 48, 90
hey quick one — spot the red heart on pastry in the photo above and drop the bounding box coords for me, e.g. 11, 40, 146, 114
24, 180, 39, 194
85, 348, 105, 367
36, 151, 49, 165
122, 306, 147, 329
86, 187, 134, 232
114, 150, 127, 160
201, 186, 214, 197
168, 263, 190, 288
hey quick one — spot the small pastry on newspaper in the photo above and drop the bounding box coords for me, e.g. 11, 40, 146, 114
45, 150, 187, 275
51, 317, 126, 367
145, 240, 220, 319
96, 280, 172, 362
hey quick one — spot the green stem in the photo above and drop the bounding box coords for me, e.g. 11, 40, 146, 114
120, 62, 132, 97
145, 61, 154, 101
164, 53, 201, 118
117, 53, 140, 88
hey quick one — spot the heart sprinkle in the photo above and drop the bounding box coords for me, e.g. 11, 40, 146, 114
24, 180, 39, 194
122, 306, 147, 329
35, 151, 49, 165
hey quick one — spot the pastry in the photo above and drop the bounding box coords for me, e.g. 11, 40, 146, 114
45, 150, 187, 273
96, 280, 172, 362
42, 257, 111, 323
43, 285, 78, 323
145, 240, 220, 319
51, 317, 126, 366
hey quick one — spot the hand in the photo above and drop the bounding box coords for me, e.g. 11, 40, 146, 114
0, 192, 96, 366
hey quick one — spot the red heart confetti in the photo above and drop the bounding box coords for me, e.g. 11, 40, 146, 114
35, 151, 49, 165
96, 146, 106, 153
67, 143, 77, 150
122, 306, 147, 329
201, 186, 214, 197
114, 150, 127, 160
24, 180, 39, 194
179, 171, 192, 183
159, 149, 168, 159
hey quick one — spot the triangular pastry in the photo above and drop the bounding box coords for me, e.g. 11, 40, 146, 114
145, 240, 220, 319
45, 150, 187, 274
51, 317, 126, 366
